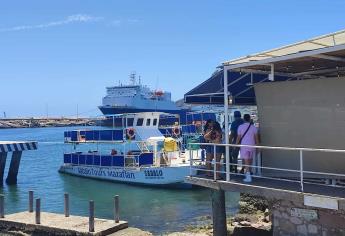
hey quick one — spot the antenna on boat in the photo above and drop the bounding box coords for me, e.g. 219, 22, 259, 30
130, 71, 136, 85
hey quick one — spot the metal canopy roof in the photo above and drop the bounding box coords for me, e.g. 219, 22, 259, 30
184, 70, 291, 105
223, 29, 345, 66
224, 43, 345, 78
185, 29, 345, 105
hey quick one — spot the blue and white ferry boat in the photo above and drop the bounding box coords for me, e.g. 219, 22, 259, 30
98, 73, 189, 123
59, 112, 198, 187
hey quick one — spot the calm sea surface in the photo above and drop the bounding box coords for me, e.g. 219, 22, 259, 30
0, 126, 239, 235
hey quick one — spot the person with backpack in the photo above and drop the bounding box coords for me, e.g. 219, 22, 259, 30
236, 114, 259, 182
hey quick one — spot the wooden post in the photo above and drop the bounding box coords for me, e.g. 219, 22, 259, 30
64, 193, 69, 217
0, 194, 4, 218
29, 190, 34, 212
89, 200, 94, 232
211, 189, 227, 236
6, 151, 22, 185
0, 153, 7, 184
35, 198, 41, 224
114, 195, 119, 223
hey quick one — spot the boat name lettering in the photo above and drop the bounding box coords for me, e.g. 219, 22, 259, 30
77, 168, 135, 179
144, 170, 163, 177
107, 170, 135, 179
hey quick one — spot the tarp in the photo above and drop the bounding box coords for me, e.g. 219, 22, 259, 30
184, 70, 291, 106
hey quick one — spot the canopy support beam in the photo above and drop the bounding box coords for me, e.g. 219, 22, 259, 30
310, 54, 345, 63
224, 66, 230, 181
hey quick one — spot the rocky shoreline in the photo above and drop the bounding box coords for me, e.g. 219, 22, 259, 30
0, 118, 100, 129
166, 193, 272, 236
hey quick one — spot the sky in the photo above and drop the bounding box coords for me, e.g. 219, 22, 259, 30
0, 0, 344, 118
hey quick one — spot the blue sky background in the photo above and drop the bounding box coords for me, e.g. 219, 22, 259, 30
1, 0, 344, 117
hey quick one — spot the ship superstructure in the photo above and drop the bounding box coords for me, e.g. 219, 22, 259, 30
98, 73, 183, 116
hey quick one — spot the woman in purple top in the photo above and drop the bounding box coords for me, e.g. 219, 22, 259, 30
236, 114, 259, 182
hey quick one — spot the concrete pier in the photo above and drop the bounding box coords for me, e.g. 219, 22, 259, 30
187, 175, 345, 236
211, 189, 227, 236
6, 151, 22, 184
0, 153, 7, 184
0, 141, 37, 185
0, 212, 128, 235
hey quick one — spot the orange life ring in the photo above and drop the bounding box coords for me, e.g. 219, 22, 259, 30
126, 128, 135, 140
172, 126, 180, 136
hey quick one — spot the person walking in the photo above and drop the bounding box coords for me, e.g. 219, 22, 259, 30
236, 114, 259, 182
229, 111, 244, 173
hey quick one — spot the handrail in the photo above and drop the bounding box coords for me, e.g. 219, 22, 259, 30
190, 142, 345, 154
187, 142, 345, 192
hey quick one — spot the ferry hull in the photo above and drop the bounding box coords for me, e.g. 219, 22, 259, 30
59, 164, 195, 187
98, 106, 189, 125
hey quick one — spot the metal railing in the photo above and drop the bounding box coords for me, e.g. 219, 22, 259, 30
188, 143, 345, 192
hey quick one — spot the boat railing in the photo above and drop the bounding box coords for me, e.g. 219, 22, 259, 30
63, 152, 155, 168
64, 129, 139, 143
188, 143, 345, 191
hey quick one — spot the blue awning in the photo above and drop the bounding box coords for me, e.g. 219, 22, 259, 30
184, 69, 292, 106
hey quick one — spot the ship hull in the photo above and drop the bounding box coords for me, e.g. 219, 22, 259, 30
99, 106, 189, 125
59, 164, 195, 188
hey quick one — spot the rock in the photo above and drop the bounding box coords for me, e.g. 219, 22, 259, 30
109, 227, 153, 236
233, 226, 272, 236
240, 193, 269, 212
296, 224, 308, 235
308, 224, 318, 234
239, 221, 252, 226
279, 220, 296, 234
290, 216, 303, 225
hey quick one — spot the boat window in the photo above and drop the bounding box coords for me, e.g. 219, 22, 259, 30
127, 118, 134, 126
146, 119, 151, 126
136, 118, 144, 126
153, 118, 158, 126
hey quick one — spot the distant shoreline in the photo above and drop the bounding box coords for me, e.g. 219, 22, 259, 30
0, 118, 102, 129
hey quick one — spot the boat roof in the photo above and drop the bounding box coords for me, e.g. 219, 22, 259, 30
105, 112, 179, 118
185, 29, 345, 105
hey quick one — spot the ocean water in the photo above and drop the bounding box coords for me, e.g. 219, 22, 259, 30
0, 126, 239, 235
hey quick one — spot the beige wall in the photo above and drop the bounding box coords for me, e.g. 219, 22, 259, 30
254, 77, 345, 177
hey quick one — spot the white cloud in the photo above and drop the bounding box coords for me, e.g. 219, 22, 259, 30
0, 14, 103, 32
109, 19, 140, 27
110, 20, 122, 26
